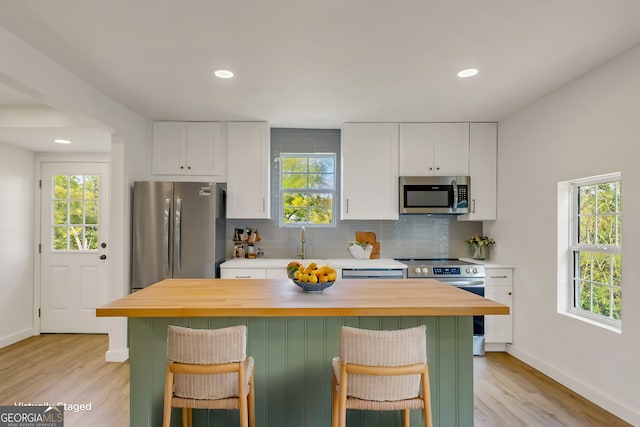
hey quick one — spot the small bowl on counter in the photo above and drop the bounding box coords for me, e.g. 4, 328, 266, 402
347, 242, 373, 259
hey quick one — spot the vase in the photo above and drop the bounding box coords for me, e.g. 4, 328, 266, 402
471, 245, 487, 260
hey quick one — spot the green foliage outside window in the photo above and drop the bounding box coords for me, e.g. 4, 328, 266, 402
281, 155, 335, 225
574, 180, 621, 321
52, 175, 100, 251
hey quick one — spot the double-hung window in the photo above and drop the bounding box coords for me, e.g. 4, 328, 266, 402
570, 174, 621, 325
279, 153, 336, 226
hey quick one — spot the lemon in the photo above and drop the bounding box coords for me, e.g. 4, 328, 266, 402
309, 274, 318, 284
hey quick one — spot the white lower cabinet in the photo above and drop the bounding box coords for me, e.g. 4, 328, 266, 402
266, 268, 288, 279
220, 267, 287, 279
485, 268, 513, 348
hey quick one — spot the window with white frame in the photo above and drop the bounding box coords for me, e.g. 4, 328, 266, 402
570, 174, 621, 324
279, 153, 336, 226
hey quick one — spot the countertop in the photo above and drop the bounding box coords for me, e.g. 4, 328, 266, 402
96, 278, 509, 318
220, 257, 408, 269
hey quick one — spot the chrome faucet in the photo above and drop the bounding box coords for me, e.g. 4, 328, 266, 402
297, 226, 306, 259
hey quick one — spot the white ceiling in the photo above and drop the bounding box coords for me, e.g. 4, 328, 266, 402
1, 0, 640, 151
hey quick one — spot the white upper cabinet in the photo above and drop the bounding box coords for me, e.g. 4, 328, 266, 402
226, 122, 271, 219
399, 123, 469, 176
152, 121, 225, 176
458, 122, 497, 221
341, 122, 399, 220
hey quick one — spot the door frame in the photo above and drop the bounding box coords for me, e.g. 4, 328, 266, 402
33, 153, 111, 334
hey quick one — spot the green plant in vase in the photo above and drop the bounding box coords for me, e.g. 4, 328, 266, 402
465, 234, 495, 260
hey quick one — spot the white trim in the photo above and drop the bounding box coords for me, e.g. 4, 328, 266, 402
105, 348, 129, 363
507, 344, 639, 426
561, 173, 622, 326
561, 310, 621, 333
0, 327, 36, 349
33, 155, 111, 336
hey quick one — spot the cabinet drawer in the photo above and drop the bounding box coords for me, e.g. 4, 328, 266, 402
220, 268, 267, 279
485, 268, 513, 286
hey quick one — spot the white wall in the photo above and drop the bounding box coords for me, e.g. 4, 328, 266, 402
486, 44, 640, 424
0, 143, 35, 347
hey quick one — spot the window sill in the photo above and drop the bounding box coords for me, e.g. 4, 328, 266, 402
560, 310, 621, 334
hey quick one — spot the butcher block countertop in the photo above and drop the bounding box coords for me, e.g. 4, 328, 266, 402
96, 278, 509, 318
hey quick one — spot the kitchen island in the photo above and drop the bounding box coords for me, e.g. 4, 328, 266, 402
97, 278, 508, 427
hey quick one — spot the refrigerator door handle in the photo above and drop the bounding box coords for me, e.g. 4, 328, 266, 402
175, 197, 182, 272
163, 198, 171, 275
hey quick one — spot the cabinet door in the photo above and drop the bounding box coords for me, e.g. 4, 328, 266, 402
458, 123, 497, 221
399, 123, 435, 175
186, 122, 226, 176
341, 123, 399, 220
434, 123, 469, 176
485, 268, 513, 343
227, 122, 271, 219
152, 121, 187, 174
266, 268, 288, 279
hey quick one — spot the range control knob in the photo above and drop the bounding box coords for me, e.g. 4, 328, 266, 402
465, 267, 471, 274
473, 268, 479, 274
414, 267, 422, 275
421, 267, 429, 275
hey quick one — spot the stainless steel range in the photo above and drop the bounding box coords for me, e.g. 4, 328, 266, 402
396, 258, 486, 356
400, 258, 485, 283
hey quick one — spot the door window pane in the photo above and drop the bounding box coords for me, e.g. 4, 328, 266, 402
51, 174, 100, 251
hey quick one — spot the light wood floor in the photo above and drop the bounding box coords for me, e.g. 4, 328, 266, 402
0, 334, 631, 426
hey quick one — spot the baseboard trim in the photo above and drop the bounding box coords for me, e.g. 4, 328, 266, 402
507, 344, 640, 426
0, 328, 36, 349
105, 348, 129, 363
485, 343, 507, 352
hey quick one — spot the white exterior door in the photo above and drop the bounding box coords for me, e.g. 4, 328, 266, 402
40, 162, 110, 333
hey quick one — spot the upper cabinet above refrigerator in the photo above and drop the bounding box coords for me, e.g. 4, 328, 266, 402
152, 121, 226, 177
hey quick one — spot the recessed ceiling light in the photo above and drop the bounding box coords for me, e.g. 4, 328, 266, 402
213, 69, 234, 79
457, 68, 478, 78
54, 139, 71, 144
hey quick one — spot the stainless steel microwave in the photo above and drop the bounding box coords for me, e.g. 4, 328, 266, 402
399, 176, 470, 214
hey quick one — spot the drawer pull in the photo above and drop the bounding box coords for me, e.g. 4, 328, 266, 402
490, 275, 509, 279
235, 276, 252, 279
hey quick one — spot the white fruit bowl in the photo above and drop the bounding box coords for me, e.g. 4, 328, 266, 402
348, 244, 373, 259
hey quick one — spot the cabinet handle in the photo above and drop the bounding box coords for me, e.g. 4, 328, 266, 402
346, 198, 349, 213
180, 166, 184, 169
429, 167, 433, 171
472, 199, 476, 213
490, 275, 509, 279
436, 166, 440, 170
235, 275, 252, 279
187, 166, 191, 170
508, 292, 512, 296
262, 198, 265, 212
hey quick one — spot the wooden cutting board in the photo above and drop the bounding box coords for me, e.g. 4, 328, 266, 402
355, 231, 380, 259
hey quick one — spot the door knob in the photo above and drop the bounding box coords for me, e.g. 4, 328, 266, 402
99, 254, 107, 260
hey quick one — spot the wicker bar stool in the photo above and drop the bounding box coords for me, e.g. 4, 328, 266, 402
162, 325, 255, 427
331, 325, 432, 427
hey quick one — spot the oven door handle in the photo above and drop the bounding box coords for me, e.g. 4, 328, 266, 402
435, 278, 485, 287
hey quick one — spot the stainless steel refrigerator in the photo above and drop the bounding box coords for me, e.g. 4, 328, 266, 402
131, 181, 226, 291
